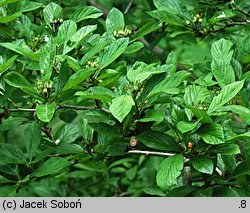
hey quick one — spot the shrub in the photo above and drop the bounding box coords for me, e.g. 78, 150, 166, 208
0, 0, 250, 197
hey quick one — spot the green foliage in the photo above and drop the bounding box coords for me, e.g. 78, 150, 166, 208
0, 0, 250, 197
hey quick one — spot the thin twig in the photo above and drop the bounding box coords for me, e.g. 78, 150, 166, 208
208, 21, 250, 34
124, 0, 134, 14
88, 0, 109, 17
236, 8, 250, 17
6, 108, 36, 112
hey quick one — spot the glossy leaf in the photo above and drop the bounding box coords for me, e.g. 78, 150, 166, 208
43, 2, 62, 26
106, 8, 124, 34
177, 120, 200, 134
198, 123, 224, 144
207, 80, 244, 114
0, 143, 26, 164
71, 6, 103, 23
137, 130, 179, 151
109, 95, 135, 122
24, 123, 41, 161
191, 156, 214, 174
36, 102, 56, 123
31, 157, 70, 178
0, 55, 17, 74
99, 38, 129, 69
55, 123, 79, 144
156, 154, 184, 190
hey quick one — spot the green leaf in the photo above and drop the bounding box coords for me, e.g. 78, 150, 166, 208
207, 80, 244, 114
70, 25, 97, 43
184, 85, 210, 107
0, 117, 27, 132
137, 109, 165, 123
71, 6, 103, 23
131, 21, 162, 42
127, 61, 165, 84
106, 8, 124, 34
55, 123, 79, 144
0, 55, 17, 74
0, 41, 39, 61
75, 86, 116, 102
40, 36, 56, 81
211, 38, 233, 64
227, 132, 250, 141
0, 12, 22, 23
17, 1, 42, 13
0, 185, 18, 197
80, 41, 108, 65
43, 2, 62, 26
16, 15, 33, 40
4, 71, 37, 94
211, 38, 235, 88
31, 157, 70, 178
211, 60, 235, 88
54, 143, 83, 155
89, 122, 122, 137
99, 38, 129, 69
191, 156, 214, 174
231, 159, 250, 178
153, 0, 186, 16
79, 118, 94, 142
124, 42, 144, 55
166, 186, 198, 197
144, 186, 165, 196
24, 122, 41, 161
148, 10, 184, 26
137, 130, 179, 152
213, 143, 240, 155
177, 120, 200, 134
0, 143, 26, 164
156, 154, 184, 190
219, 105, 250, 125
36, 102, 56, 123
150, 71, 190, 96
190, 108, 213, 124
62, 68, 95, 92
57, 20, 77, 43
109, 95, 135, 122
0, 0, 21, 6
165, 51, 177, 75
198, 123, 224, 144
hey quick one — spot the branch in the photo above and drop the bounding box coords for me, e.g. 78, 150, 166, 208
207, 20, 250, 34
236, 8, 250, 17
124, 0, 134, 14
2, 105, 110, 114
128, 150, 190, 163
88, 0, 109, 17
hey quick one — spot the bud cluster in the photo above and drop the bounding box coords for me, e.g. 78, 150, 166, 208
84, 60, 99, 68
113, 26, 132, 38
50, 17, 63, 24
37, 80, 53, 98
192, 14, 203, 23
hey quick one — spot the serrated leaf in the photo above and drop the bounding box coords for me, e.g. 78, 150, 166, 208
131, 21, 162, 42
43, 2, 62, 26
0, 143, 26, 164
31, 157, 70, 178
150, 71, 190, 96
36, 102, 56, 123
148, 10, 184, 26
99, 38, 129, 69
24, 122, 41, 161
207, 80, 244, 114
106, 7, 124, 34
156, 154, 184, 190
109, 95, 135, 122
4, 71, 37, 94
191, 156, 214, 174
137, 130, 179, 152
124, 42, 144, 55
213, 143, 240, 155
57, 20, 77, 43
165, 51, 177, 75
127, 61, 165, 84
75, 86, 116, 102
62, 68, 95, 92
0, 40, 39, 61
71, 6, 103, 23
198, 123, 224, 144
0, 55, 17, 74
55, 123, 79, 144
177, 120, 200, 134
0, 12, 22, 23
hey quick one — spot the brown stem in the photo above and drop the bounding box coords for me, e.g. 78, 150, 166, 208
88, 0, 109, 17
207, 21, 250, 34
